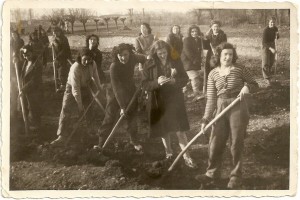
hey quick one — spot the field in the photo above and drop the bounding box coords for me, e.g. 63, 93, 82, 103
10, 24, 291, 190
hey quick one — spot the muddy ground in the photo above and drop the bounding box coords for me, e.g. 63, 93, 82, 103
9, 26, 291, 190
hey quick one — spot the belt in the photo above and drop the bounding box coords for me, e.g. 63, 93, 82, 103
218, 92, 239, 99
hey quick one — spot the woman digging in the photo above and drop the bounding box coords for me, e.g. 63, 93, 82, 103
51, 48, 103, 146
95, 43, 146, 151
195, 42, 259, 189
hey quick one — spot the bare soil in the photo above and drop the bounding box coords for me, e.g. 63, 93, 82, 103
10, 26, 291, 190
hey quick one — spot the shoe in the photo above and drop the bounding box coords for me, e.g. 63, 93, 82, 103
166, 153, 173, 160
195, 174, 215, 184
130, 141, 143, 152
265, 79, 271, 87
93, 136, 104, 149
183, 155, 198, 169
50, 135, 66, 146
227, 176, 242, 189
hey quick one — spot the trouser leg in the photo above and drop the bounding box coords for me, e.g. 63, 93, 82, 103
97, 97, 119, 141
228, 100, 249, 178
27, 90, 43, 128
125, 100, 139, 144
186, 70, 202, 95
58, 59, 70, 86
57, 87, 77, 137
206, 100, 230, 179
262, 48, 272, 80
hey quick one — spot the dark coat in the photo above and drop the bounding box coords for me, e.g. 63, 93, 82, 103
166, 33, 183, 60
90, 48, 107, 84
204, 29, 227, 73
20, 56, 43, 94
142, 58, 190, 138
181, 36, 203, 71
53, 35, 71, 61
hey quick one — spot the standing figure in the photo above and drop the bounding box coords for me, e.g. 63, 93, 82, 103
38, 25, 50, 68
51, 48, 103, 145
95, 43, 146, 151
195, 43, 259, 189
142, 40, 197, 168
166, 25, 183, 61
181, 25, 204, 100
261, 17, 279, 86
204, 20, 227, 80
86, 34, 107, 84
51, 26, 72, 92
19, 45, 44, 131
28, 31, 44, 55
11, 30, 24, 118
135, 23, 157, 57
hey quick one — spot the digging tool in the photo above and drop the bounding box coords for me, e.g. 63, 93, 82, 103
274, 34, 279, 75
200, 37, 207, 96
67, 59, 73, 66
14, 62, 30, 135
65, 90, 101, 146
168, 96, 241, 172
88, 83, 105, 113
51, 44, 59, 92
102, 87, 142, 149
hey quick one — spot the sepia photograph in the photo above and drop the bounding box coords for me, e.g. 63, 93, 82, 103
1, 0, 298, 198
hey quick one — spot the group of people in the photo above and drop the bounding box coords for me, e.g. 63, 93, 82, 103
11, 17, 280, 189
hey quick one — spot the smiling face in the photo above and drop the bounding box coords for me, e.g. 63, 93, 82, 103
268, 20, 275, 28
141, 25, 149, 36
81, 55, 93, 67
172, 26, 180, 35
117, 49, 130, 64
156, 48, 168, 63
220, 49, 233, 67
89, 36, 98, 49
211, 24, 220, 35
191, 28, 199, 38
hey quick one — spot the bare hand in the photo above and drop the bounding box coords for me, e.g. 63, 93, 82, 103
238, 86, 250, 101
269, 48, 276, 54
158, 76, 169, 85
201, 123, 206, 133
120, 109, 125, 116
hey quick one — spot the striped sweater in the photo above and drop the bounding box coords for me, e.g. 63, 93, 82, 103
202, 64, 258, 122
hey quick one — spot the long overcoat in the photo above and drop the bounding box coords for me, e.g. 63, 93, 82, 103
142, 58, 190, 138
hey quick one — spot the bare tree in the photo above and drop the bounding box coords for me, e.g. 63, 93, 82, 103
120, 17, 126, 27
94, 18, 100, 31
103, 17, 110, 31
112, 17, 119, 29
190, 9, 202, 25
78, 9, 92, 32
66, 8, 79, 34
128, 8, 133, 26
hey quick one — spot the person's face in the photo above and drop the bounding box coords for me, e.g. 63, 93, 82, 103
141, 25, 149, 36
220, 49, 233, 66
172, 26, 180, 35
117, 49, 130, 64
81, 55, 93, 67
156, 48, 168, 62
269, 20, 275, 28
191, 28, 199, 38
211, 24, 220, 34
89, 36, 98, 48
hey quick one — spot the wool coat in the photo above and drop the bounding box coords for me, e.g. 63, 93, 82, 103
142, 58, 190, 138
181, 36, 203, 71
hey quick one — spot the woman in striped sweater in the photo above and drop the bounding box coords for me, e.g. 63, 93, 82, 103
195, 42, 258, 189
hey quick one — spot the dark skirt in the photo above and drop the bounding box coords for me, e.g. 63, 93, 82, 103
147, 84, 190, 138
